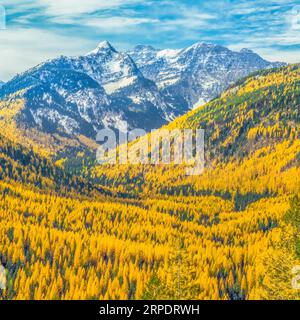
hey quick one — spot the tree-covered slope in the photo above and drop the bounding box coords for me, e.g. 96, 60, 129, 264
168, 64, 299, 161
0, 64, 299, 301
0, 133, 111, 197
93, 64, 300, 199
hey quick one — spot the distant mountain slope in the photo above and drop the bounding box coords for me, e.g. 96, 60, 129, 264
0, 41, 284, 156
128, 42, 284, 112
0, 41, 170, 137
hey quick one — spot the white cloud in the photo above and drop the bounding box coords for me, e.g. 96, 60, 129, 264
0, 0, 299, 81
83, 16, 159, 31
255, 48, 300, 63
228, 42, 300, 64
154, 6, 216, 33
37, 0, 135, 16
1, 0, 136, 16
0, 28, 94, 81
289, 5, 300, 31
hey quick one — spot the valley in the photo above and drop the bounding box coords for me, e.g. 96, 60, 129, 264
0, 55, 299, 300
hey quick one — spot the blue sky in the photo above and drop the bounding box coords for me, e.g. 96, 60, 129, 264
0, 0, 299, 81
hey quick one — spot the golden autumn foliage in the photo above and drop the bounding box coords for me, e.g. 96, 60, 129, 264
0, 178, 298, 300
0, 64, 299, 300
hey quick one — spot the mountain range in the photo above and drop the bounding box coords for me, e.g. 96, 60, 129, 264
0, 41, 284, 155
128, 43, 283, 111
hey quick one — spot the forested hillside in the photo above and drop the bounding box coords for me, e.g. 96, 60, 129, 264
0, 134, 112, 198
0, 64, 299, 300
93, 65, 300, 198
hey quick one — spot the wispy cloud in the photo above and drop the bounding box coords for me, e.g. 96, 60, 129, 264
0, 0, 299, 80
160, 6, 216, 30
2, 0, 137, 16
0, 27, 94, 80
82, 16, 159, 31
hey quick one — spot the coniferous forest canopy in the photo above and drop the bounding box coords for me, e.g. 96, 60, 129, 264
0, 0, 300, 303
0, 61, 299, 300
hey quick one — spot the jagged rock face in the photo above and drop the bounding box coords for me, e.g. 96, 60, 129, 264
0, 41, 284, 139
128, 43, 284, 111
0, 41, 172, 136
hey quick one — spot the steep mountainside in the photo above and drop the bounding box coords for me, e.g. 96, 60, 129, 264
128, 43, 284, 112
93, 64, 300, 198
0, 41, 171, 137
0, 133, 111, 197
0, 41, 283, 157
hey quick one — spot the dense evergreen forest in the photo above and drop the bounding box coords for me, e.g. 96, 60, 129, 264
0, 64, 299, 299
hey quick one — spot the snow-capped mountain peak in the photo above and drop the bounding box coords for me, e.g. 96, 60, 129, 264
0, 40, 174, 136
86, 40, 116, 56
97, 40, 113, 50
184, 41, 216, 50
240, 48, 255, 54
134, 44, 156, 52
0, 41, 285, 141
130, 42, 285, 112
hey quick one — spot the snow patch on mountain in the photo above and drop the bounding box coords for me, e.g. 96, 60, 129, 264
102, 112, 128, 132
31, 108, 80, 135
193, 98, 207, 110
103, 76, 137, 94
157, 49, 181, 60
